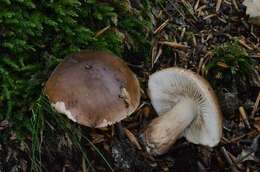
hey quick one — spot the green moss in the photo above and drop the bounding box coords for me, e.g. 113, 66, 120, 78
206, 40, 256, 86
0, 0, 158, 138
0, 0, 163, 171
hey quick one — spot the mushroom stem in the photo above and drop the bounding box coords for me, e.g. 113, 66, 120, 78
142, 98, 196, 155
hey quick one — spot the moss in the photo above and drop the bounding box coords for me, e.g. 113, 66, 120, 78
206, 40, 256, 86
0, 0, 165, 171
0, 0, 161, 139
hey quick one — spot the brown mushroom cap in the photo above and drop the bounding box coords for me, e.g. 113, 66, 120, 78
44, 50, 140, 128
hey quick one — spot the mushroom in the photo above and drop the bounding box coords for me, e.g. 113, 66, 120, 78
142, 67, 222, 155
44, 50, 140, 128
243, 0, 260, 26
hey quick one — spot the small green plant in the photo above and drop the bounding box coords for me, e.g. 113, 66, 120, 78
206, 40, 256, 86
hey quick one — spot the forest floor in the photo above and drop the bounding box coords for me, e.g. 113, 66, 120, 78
0, 0, 260, 172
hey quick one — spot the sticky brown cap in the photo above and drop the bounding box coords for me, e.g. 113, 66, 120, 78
44, 50, 140, 128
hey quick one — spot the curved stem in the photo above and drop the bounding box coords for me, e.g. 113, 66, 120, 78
142, 99, 196, 155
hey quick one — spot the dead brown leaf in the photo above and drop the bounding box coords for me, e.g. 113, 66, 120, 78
123, 128, 142, 150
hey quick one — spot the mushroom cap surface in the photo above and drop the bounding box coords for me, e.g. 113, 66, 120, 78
148, 67, 222, 147
44, 50, 140, 128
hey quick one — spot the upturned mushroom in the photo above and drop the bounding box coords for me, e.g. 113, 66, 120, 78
243, 0, 260, 26
44, 50, 140, 128
142, 67, 222, 155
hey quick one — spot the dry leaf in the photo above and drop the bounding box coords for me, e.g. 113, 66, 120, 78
90, 133, 105, 144
254, 119, 260, 132
123, 128, 142, 150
